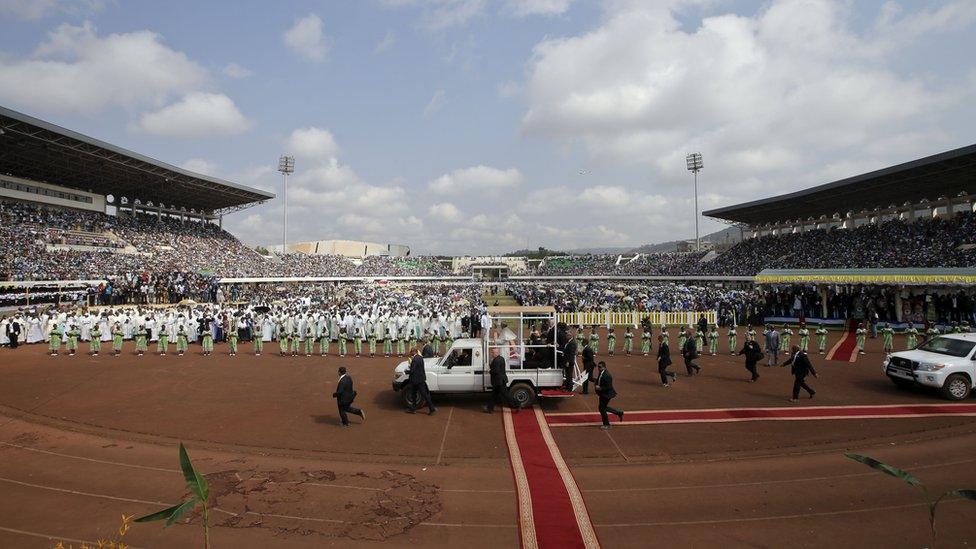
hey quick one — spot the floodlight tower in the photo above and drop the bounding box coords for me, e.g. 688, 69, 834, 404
685, 152, 703, 251
278, 155, 295, 254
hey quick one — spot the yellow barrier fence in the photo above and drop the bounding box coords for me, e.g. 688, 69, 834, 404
557, 311, 717, 327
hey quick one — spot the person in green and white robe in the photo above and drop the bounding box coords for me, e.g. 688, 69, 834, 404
367, 320, 377, 357
677, 328, 687, 352
606, 327, 616, 356
924, 324, 939, 343
317, 326, 328, 357
134, 326, 148, 356
780, 325, 792, 353
708, 325, 718, 356
49, 324, 63, 356
339, 327, 348, 357
623, 327, 634, 355
816, 324, 828, 354
201, 328, 214, 356
797, 324, 810, 352
880, 323, 893, 353
229, 328, 240, 356
396, 325, 406, 357
576, 325, 584, 350
746, 326, 757, 343
660, 324, 669, 347
66, 325, 79, 356
157, 328, 169, 355
383, 325, 393, 357
278, 323, 289, 356
727, 325, 738, 355
112, 324, 124, 356
856, 323, 867, 355
176, 326, 188, 356
905, 325, 918, 349
303, 325, 314, 356
589, 326, 600, 355
640, 327, 651, 356
695, 329, 705, 354
354, 324, 363, 358
290, 328, 301, 356
89, 325, 101, 356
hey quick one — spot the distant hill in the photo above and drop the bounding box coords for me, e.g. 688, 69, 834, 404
628, 226, 742, 254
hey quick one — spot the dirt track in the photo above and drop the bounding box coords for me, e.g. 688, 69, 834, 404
1, 330, 974, 548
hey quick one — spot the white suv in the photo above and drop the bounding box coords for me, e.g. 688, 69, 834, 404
884, 333, 976, 400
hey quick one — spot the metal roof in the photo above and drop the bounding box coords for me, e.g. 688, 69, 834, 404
703, 144, 976, 226
0, 105, 275, 215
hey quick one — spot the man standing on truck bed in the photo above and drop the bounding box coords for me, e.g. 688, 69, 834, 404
484, 348, 519, 414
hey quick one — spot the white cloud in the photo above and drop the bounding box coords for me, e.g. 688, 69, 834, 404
222, 62, 252, 79
283, 13, 328, 61
497, 81, 521, 99
0, 0, 105, 20
181, 158, 219, 175
428, 202, 463, 223
506, 0, 572, 17
137, 92, 252, 137
0, 22, 208, 113
374, 31, 396, 54
520, 0, 974, 203
423, 89, 446, 117
428, 165, 523, 194
286, 127, 340, 163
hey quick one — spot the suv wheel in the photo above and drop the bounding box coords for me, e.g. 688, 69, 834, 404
509, 382, 536, 408
941, 374, 971, 401
402, 388, 422, 409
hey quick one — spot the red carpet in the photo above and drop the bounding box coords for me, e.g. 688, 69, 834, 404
826, 324, 858, 363
546, 403, 976, 427
503, 407, 600, 549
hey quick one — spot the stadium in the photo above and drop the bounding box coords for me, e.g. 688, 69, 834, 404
2, 4, 976, 548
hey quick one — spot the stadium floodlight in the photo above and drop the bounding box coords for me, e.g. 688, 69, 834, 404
278, 155, 296, 254
685, 153, 703, 251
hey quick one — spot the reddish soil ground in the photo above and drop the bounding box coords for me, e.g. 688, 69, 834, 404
0, 329, 974, 548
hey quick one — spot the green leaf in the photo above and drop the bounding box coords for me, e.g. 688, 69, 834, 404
951, 489, 976, 501
164, 498, 199, 527
134, 498, 196, 525
844, 453, 922, 486
179, 443, 209, 501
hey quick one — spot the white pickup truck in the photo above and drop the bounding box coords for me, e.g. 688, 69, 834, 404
392, 306, 570, 408
883, 332, 976, 400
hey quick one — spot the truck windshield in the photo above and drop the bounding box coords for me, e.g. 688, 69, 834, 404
917, 337, 976, 358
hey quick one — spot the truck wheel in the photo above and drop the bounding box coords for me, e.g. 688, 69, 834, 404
509, 383, 536, 408
401, 388, 421, 409
941, 374, 971, 401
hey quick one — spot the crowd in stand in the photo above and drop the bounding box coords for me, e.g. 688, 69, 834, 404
702, 212, 976, 276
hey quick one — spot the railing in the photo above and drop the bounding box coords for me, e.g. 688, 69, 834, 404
556, 310, 717, 327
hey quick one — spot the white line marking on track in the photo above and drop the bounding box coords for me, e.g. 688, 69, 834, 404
0, 525, 145, 549
592, 498, 971, 527
436, 407, 454, 466
545, 402, 976, 416
0, 441, 177, 472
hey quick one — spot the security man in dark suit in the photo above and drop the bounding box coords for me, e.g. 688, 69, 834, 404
332, 366, 364, 427
562, 329, 578, 391
580, 340, 596, 394
421, 339, 435, 358
406, 347, 437, 414
484, 348, 518, 413
6, 317, 21, 349
657, 334, 676, 387
594, 361, 624, 429
682, 328, 701, 376
783, 345, 817, 401
739, 339, 762, 382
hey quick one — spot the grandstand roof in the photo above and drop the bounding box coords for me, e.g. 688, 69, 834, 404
0, 105, 275, 215
703, 144, 976, 226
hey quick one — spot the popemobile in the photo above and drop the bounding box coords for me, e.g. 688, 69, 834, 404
393, 306, 573, 408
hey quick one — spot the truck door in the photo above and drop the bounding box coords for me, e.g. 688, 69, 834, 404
437, 346, 481, 391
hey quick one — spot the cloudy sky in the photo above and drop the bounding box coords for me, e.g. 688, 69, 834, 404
1, 0, 974, 254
